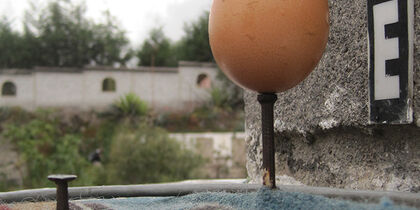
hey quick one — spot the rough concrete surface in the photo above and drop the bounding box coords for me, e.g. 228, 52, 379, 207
245, 0, 420, 192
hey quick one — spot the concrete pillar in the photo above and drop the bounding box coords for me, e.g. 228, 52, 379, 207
244, 0, 419, 192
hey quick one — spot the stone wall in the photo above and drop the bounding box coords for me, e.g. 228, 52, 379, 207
170, 132, 247, 179
244, 0, 419, 192
0, 139, 23, 189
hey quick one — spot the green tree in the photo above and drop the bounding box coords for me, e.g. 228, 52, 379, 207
137, 27, 176, 67
0, 18, 19, 68
0, 18, 29, 68
24, 1, 88, 67
90, 11, 132, 66
177, 11, 213, 62
22, 0, 131, 67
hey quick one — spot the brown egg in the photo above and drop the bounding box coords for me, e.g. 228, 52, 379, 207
209, 0, 329, 93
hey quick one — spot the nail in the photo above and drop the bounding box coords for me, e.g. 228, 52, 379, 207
258, 93, 277, 189
48, 174, 77, 210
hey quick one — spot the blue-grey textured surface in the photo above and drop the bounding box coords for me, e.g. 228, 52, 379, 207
81, 188, 415, 210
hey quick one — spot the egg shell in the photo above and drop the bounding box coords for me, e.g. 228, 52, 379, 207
209, 0, 329, 93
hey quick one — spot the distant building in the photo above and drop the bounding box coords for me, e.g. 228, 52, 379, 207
0, 61, 218, 111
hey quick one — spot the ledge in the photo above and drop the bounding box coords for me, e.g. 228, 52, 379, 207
0, 183, 419, 208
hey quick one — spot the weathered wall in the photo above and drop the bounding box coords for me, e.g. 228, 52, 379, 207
0, 139, 23, 189
0, 73, 35, 108
178, 62, 221, 110
0, 62, 218, 111
170, 132, 247, 179
245, 0, 419, 192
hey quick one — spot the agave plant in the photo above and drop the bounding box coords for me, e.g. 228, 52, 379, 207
100, 93, 149, 123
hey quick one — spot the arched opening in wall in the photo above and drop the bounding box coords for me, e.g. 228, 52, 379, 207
102, 78, 116, 92
196, 73, 211, 89
1, 81, 16, 96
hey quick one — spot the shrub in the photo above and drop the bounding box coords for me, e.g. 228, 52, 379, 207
2, 111, 90, 188
106, 123, 204, 184
100, 93, 149, 124
208, 87, 230, 110
0, 107, 33, 129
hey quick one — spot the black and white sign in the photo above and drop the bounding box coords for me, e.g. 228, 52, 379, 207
368, 0, 414, 124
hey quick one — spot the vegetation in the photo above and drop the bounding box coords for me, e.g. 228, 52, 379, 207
176, 11, 213, 62
0, 0, 131, 68
136, 12, 213, 66
0, 2, 246, 191
0, 0, 213, 69
107, 124, 203, 184
0, 94, 204, 191
0, 19, 33, 68
136, 12, 244, 129
100, 92, 149, 124
215, 70, 244, 110
155, 87, 244, 132
3, 116, 90, 188
137, 28, 177, 67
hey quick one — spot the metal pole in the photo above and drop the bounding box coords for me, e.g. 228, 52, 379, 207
257, 93, 277, 189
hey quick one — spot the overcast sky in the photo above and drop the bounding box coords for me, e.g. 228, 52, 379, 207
0, 0, 212, 46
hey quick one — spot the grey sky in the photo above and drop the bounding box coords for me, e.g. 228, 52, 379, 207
0, 0, 212, 46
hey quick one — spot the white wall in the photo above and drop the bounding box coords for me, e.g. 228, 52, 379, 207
0, 73, 35, 109
178, 64, 219, 110
170, 132, 246, 159
35, 72, 84, 107
83, 71, 133, 109
0, 63, 218, 111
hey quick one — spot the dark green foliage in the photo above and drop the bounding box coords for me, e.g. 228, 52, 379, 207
89, 11, 132, 66
2, 110, 90, 188
28, 1, 131, 67
0, 19, 34, 68
100, 93, 149, 124
106, 124, 203, 184
1, 5, 215, 69
0, 0, 131, 68
0, 95, 204, 190
208, 87, 231, 110
135, 11, 213, 67
215, 69, 244, 110
137, 28, 177, 67
177, 12, 213, 62
155, 100, 244, 132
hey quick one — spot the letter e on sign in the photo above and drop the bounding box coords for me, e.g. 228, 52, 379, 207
368, 0, 414, 124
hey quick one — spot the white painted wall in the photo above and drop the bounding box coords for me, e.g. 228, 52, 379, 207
35, 72, 84, 107
178, 63, 220, 110
170, 132, 246, 159
0, 63, 218, 111
0, 73, 35, 109
82, 70, 133, 109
